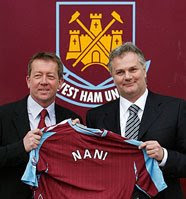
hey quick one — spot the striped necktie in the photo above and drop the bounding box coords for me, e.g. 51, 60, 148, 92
125, 104, 140, 140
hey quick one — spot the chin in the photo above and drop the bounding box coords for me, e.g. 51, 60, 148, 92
37, 95, 50, 102
123, 88, 136, 94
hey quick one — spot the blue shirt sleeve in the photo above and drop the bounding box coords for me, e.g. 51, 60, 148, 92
21, 132, 55, 187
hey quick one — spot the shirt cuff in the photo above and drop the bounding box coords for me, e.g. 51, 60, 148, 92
159, 148, 168, 167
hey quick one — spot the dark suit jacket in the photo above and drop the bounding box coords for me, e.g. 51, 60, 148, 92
86, 91, 186, 199
0, 96, 82, 199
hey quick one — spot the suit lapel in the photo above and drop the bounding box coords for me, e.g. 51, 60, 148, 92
13, 97, 30, 139
55, 104, 68, 123
13, 100, 65, 138
102, 99, 121, 135
138, 92, 163, 140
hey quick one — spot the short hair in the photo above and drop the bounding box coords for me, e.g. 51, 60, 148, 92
28, 52, 63, 79
108, 42, 146, 72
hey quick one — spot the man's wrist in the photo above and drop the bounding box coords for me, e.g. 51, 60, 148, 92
158, 148, 168, 167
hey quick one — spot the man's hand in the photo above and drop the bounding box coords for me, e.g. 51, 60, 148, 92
71, 118, 80, 125
139, 140, 164, 161
23, 129, 43, 152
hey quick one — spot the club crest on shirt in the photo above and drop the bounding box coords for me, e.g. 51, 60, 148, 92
56, 1, 148, 108
31, 156, 37, 167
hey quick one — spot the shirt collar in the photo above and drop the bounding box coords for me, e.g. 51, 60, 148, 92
120, 88, 148, 113
27, 95, 55, 119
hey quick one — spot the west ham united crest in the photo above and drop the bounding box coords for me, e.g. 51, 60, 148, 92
56, 1, 137, 107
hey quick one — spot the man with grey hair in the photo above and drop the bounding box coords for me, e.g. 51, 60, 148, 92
86, 42, 186, 198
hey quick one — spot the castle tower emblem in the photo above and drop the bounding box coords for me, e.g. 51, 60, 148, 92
90, 13, 102, 36
66, 11, 124, 71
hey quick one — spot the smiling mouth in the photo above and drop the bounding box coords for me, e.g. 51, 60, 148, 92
124, 83, 134, 87
38, 89, 49, 92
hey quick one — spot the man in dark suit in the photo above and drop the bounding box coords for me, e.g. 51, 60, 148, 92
0, 52, 82, 199
86, 42, 186, 199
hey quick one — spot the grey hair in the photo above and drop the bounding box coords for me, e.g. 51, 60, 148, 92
108, 42, 146, 72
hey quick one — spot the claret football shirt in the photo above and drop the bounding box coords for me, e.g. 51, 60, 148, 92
22, 119, 167, 199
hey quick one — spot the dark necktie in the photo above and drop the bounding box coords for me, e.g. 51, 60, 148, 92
38, 109, 48, 129
125, 104, 140, 140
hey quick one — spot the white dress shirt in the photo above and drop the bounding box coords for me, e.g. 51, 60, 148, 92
119, 89, 167, 167
27, 95, 56, 130
120, 89, 148, 136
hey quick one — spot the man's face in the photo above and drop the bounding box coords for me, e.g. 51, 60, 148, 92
111, 52, 147, 102
26, 59, 63, 107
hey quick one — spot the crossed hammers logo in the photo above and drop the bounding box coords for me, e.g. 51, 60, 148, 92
69, 11, 123, 67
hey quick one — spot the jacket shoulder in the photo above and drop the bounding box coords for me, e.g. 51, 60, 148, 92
148, 91, 185, 104
55, 103, 83, 123
0, 97, 27, 115
87, 99, 119, 114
